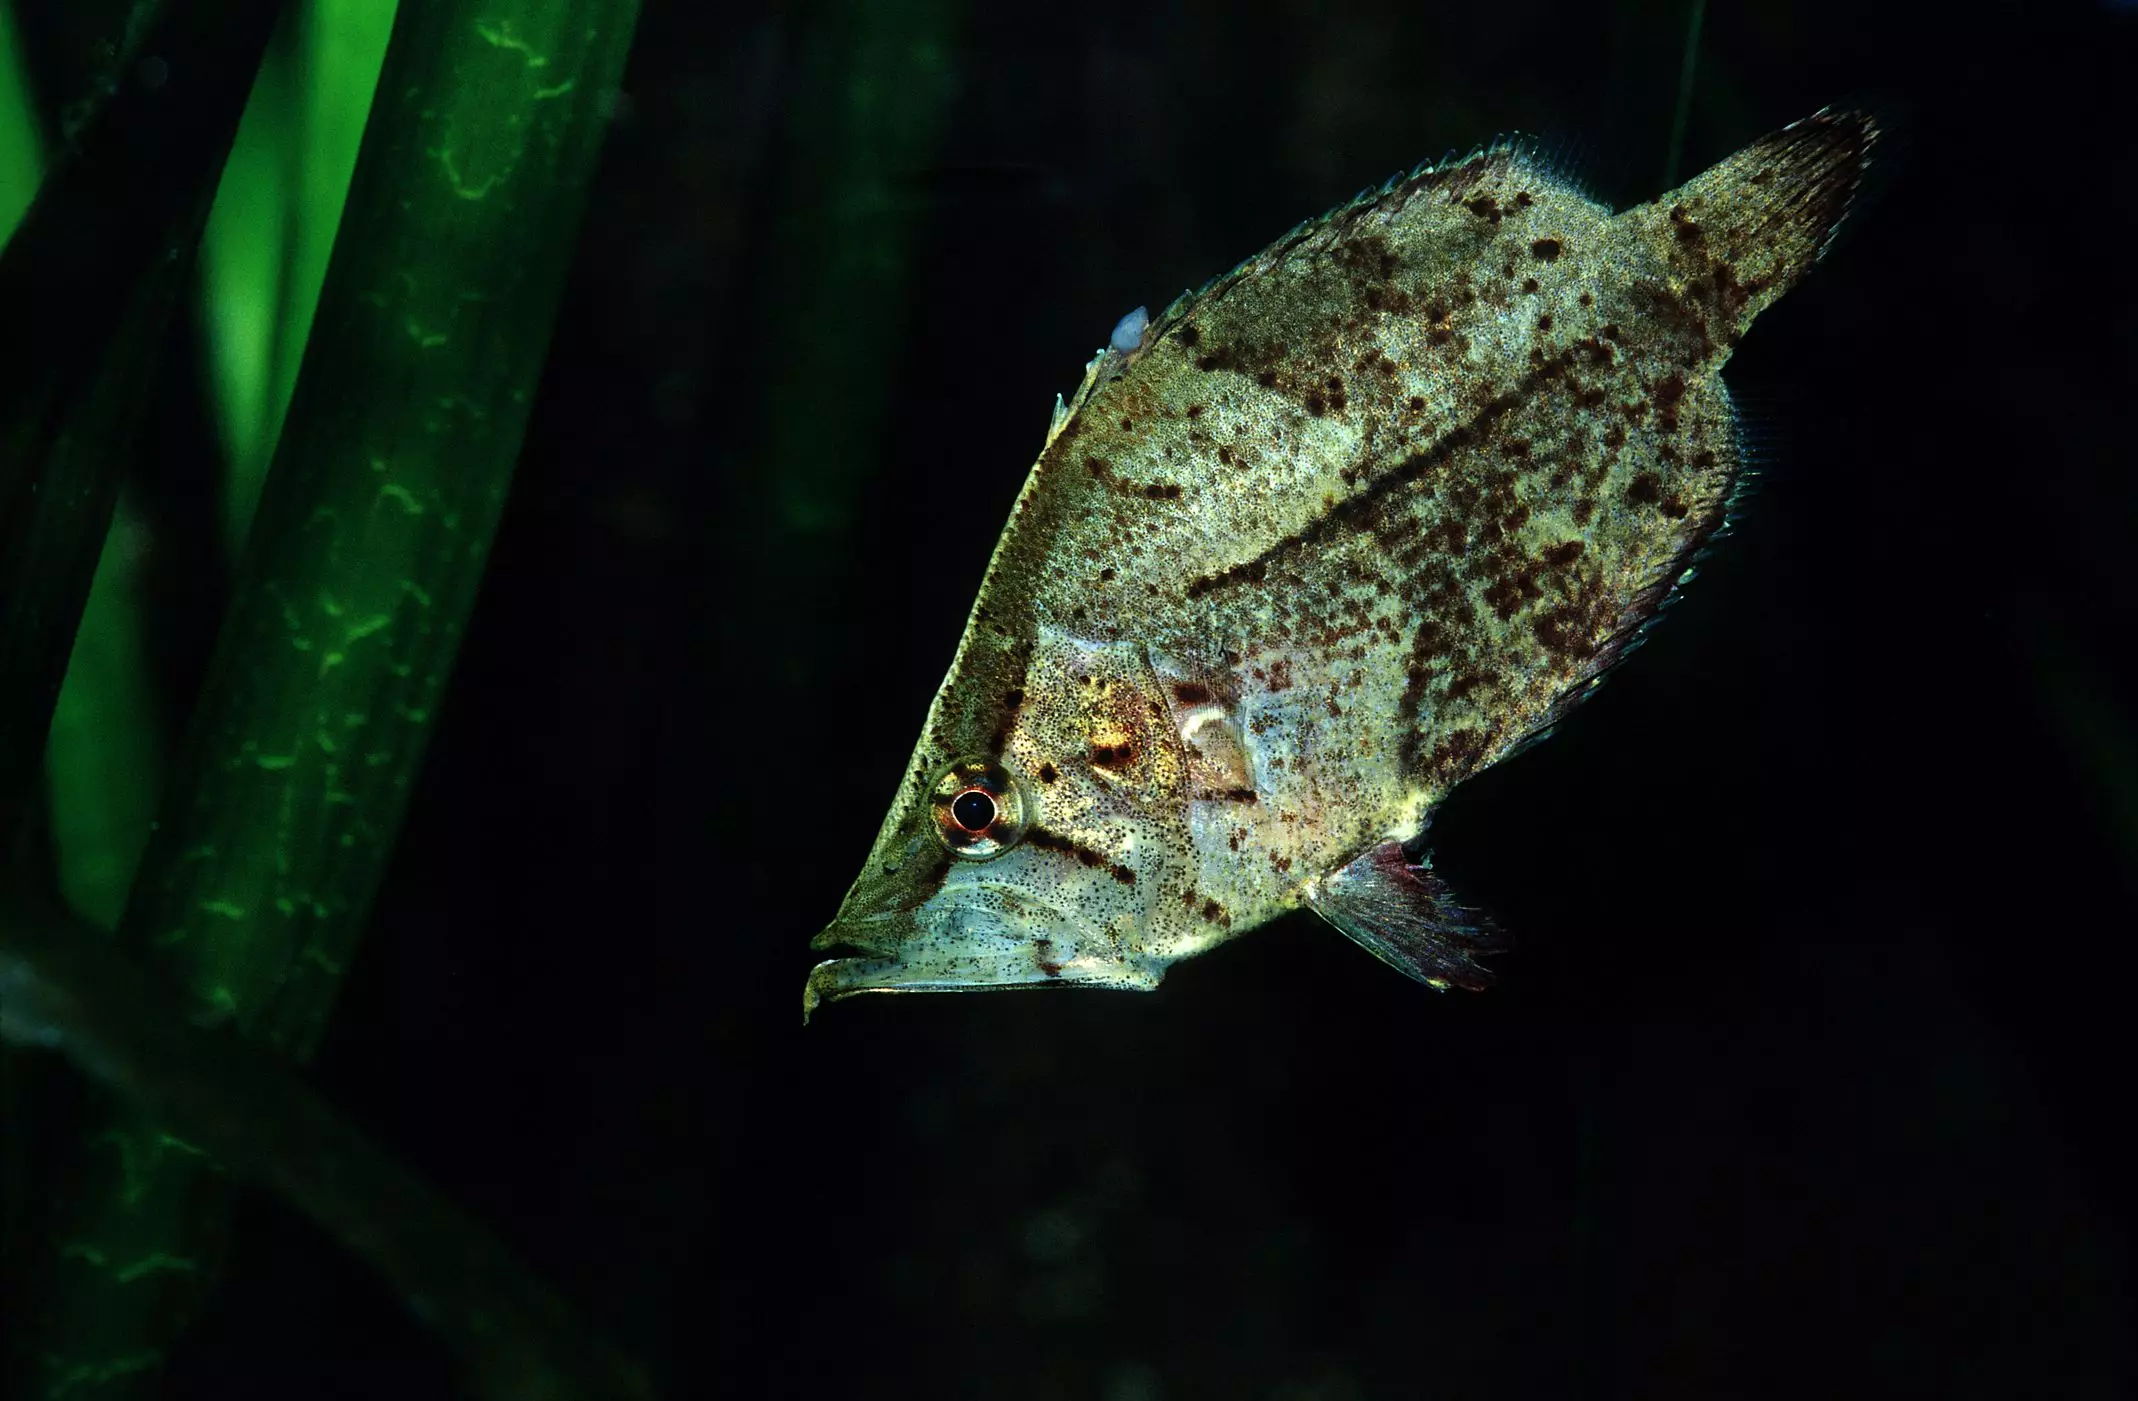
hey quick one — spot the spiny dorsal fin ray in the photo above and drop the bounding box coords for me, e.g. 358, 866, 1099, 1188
1142, 138, 1557, 347
1051, 140, 1561, 439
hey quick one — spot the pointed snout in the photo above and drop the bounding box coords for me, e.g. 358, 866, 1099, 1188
801, 953, 910, 1024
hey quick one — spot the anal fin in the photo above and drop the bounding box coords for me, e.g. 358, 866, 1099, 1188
1304, 839, 1501, 991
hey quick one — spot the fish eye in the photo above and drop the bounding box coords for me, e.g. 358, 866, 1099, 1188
952, 789, 996, 832
928, 756, 1029, 860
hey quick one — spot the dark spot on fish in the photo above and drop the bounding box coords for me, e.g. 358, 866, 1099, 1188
1200, 898, 1229, 925
1099, 567, 1115, 582
1463, 193, 1501, 223
1037, 762, 1058, 783
1186, 404, 1205, 418
1530, 237, 1562, 261
1542, 540, 1585, 568
1661, 495, 1690, 519
1578, 290, 1594, 307
1217, 444, 1237, 467
1109, 864, 1136, 885
1305, 392, 1327, 417
1670, 203, 1704, 244
1120, 417, 1133, 431
1027, 825, 1109, 869
1483, 569, 1541, 620
1602, 424, 1626, 450
1143, 482, 1182, 500
1655, 373, 1687, 408
1408, 396, 1426, 412
1091, 741, 1136, 768
1601, 324, 1622, 341
1428, 727, 1488, 779
1173, 682, 1212, 704
1086, 456, 1106, 476
1256, 370, 1279, 388
1178, 324, 1200, 347
1572, 498, 1596, 526
1221, 787, 1257, 803
1004, 688, 1024, 710
1514, 190, 1535, 208
1536, 313, 1553, 331
1533, 605, 1595, 658
1627, 472, 1662, 505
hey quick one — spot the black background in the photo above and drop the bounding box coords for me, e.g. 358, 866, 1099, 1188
23, 0, 2134, 1395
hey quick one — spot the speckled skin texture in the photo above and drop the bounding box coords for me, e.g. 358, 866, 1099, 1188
807, 110, 1876, 1019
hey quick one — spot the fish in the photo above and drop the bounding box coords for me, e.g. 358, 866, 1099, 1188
806, 109, 1878, 1021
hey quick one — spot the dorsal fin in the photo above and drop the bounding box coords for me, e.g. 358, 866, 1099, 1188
1142, 138, 1551, 346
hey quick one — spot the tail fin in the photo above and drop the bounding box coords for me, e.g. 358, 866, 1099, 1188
1629, 108, 1880, 332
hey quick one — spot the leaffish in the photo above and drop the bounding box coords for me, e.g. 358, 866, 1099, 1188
807, 110, 1877, 1021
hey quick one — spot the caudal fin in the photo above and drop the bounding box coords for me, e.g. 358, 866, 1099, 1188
1628, 108, 1880, 333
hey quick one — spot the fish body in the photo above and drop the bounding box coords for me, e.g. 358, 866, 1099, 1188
807, 110, 1877, 1019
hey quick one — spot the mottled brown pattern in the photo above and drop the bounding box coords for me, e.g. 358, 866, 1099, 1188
807, 111, 1877, 1018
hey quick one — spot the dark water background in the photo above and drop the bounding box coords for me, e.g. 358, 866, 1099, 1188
35, 0, 2130, 1395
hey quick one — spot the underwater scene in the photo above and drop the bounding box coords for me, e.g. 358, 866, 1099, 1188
0, 0, 2133, 1397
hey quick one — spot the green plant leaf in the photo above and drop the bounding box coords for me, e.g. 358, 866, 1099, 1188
201, 0, 396, 555
0, 0, 284, 843
18, 0, 646, 1394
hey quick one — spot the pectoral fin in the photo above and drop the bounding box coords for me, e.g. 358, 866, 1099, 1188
1304, 839, 1501, 991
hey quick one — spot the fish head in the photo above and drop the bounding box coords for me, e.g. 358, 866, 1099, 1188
807, 629, 1198, 1021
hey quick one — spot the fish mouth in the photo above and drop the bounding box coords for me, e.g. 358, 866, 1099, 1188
806, 914, 903, 959
802, 912, 1042, 1024
802, 885, 1156, 1024
801, 954, 912, 1024
801, 950, 1131, 1025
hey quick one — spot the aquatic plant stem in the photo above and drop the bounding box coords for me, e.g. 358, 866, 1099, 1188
16, 0, 644, 1392
0, 884, 658, 1401
0, 0, 283, 857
